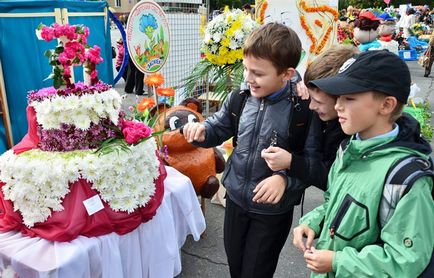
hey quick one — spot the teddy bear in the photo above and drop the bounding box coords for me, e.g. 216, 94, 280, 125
353, 11, 381, 52
153, 98, 225, 211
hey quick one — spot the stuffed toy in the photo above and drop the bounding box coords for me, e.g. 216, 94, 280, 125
353, 11, 381, 52
153, 98, 225, 210
377, 12, 399, 55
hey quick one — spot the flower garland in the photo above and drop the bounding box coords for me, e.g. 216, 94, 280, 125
36, 23, 103, 88
316, 26, 333, 54
30, 88, 122, 130
298, 0, 338, 55
202, 8, 258, 66
256, 1, 268, 25
0, 139, 160, 227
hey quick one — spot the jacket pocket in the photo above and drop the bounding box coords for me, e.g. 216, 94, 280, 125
329, 194, 370, 241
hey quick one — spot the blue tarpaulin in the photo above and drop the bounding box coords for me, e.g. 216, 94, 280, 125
0, 0, 113, 152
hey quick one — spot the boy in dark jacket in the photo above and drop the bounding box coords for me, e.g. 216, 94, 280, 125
262, 45, 359, 190
182, 23, 311, 277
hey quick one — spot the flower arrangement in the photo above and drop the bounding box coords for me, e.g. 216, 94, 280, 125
35, 23, 103, 88
337, 24, 355, 45
202, 8, 257, 66
297, 0, 338, 56
30, 86, 121, 130
183, 8, 259, 100
410, 23, 428, 37
256, 0, 268, 25
0, 139, 160, 227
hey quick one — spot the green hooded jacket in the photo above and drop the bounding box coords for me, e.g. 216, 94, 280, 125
300, 115, 434, 277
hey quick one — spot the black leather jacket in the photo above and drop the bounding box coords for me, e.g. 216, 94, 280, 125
196, 89, 311, 215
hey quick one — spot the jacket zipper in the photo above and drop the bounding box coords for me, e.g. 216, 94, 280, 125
243, 98, 266, 207
329, 195, 352, 238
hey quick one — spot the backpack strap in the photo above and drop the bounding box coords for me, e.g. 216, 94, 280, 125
228, 90, 248, 148
380, 155, 434, 229
379, 155, 434, 278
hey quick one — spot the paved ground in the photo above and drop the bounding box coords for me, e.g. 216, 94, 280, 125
114, 60, 433, 278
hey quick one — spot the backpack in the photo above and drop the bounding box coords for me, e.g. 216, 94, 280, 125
227, 81, 311, 152
380, 155, 434, 278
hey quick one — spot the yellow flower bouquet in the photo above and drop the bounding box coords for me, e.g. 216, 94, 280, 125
183, 8, 258, 100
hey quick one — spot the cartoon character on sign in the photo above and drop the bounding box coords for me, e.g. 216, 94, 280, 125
127, 1, 170, 73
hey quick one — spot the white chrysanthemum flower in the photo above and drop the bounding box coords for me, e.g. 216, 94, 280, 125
212, 32, 222, 43
93, 102, 105, 117
74, 114, 92, 130
58, 112, 73, 125
80, 94, 96, 109
65, 95, 80, 110
50, 96, 67, 112
229, 40, 238, 50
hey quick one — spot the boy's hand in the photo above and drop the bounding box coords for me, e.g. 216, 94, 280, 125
182, 122, 206, 143
293, 224, 315, 252
261, 146, 292, 171
304, 247, 334, 273
296, 81, 310, 100
252, 175, 285, 204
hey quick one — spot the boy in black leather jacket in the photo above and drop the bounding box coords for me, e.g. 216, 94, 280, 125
182, 23, 311, 278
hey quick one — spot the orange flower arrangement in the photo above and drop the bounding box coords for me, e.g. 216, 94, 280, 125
144, 73, 165, 87
256, 1, 268, 25
299, 0, 338, 18
157, 87, 175, 97
298, 0, 338, 55
137, 98, 156, 112
300, 15, 317, 53
316, 26, 333, 54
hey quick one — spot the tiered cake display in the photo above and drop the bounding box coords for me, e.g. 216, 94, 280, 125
0, 23, 166, 242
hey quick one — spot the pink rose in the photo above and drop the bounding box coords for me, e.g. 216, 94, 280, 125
41, 27, 54, 42
121, 120, 152, 144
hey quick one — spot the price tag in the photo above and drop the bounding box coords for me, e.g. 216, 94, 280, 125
83, 195, 104, 216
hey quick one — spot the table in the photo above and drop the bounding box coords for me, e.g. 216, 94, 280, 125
0, 166, 205, 278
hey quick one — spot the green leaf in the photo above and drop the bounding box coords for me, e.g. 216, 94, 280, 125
44, 50, 53, 58
54, 46, 64, 54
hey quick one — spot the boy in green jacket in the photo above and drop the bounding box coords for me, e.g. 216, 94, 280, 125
293, 50, 433, 277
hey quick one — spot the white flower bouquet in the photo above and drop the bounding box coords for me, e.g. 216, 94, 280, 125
183, 8, 259, 100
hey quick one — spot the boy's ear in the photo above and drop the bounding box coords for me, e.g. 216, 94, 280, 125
380, 96, 398, 115
283, 68, 295, 81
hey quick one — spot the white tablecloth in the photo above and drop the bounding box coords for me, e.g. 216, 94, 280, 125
0, 166, 205, 278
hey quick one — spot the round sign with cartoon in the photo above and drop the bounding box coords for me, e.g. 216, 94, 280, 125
126, 0, 170, 73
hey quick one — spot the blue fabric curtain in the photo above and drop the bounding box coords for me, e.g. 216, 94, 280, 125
0, 0, 113, 151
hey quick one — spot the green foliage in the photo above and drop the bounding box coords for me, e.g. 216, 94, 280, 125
404, 101, 433, 141
182, 59, 244, 102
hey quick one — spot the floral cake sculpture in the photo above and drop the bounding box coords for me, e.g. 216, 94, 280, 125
0, 23, 166, 242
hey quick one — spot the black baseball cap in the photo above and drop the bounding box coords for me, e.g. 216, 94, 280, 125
309, 50, 411, 104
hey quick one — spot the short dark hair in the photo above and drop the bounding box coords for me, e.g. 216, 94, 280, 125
243, 23, 301, 74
